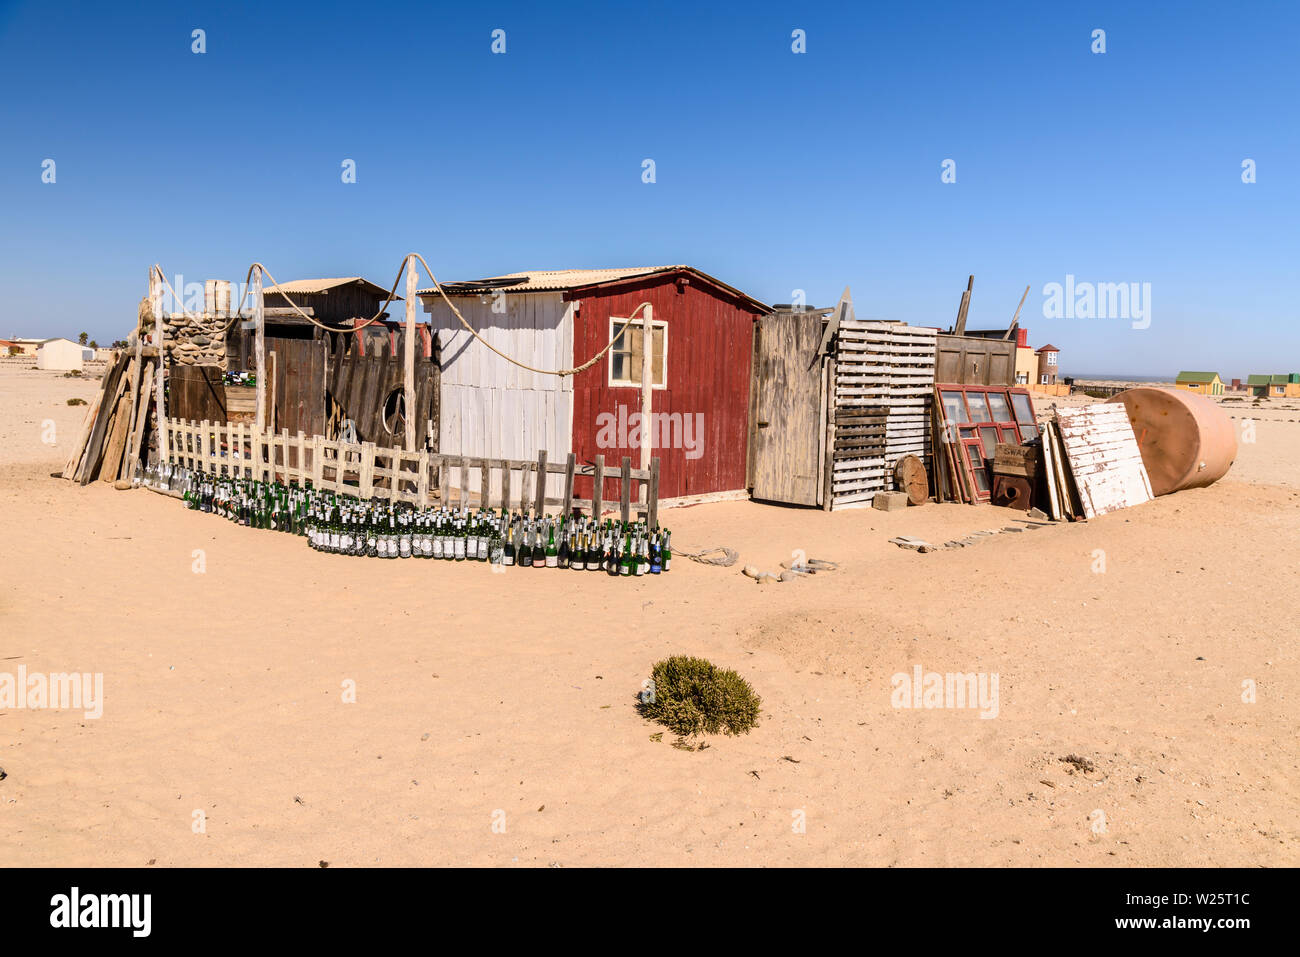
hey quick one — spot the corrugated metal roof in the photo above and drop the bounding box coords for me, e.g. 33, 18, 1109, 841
417, 265, 769, 313
263, 277, 399, 299
419, 267, 674, 294
1176, 371, 1220, 383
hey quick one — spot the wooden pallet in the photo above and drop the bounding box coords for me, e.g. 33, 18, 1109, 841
830, 322, 936, 508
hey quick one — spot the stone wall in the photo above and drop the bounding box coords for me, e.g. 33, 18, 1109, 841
165, 313, 228, 369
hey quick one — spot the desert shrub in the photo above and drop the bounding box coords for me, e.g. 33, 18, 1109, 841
67, 397, 87, 405
641, 655, 761, 736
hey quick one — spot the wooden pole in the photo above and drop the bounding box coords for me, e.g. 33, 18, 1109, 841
639, 304, 653, 503
822, 357, 836, 510
150, 267, 167, 467
125, 313, 143, 460
1003, 284, 1030, 339
952, 275, 973, 337
592, 454, 604, 518
404, 253, 417, 452
253, 265, 266, 433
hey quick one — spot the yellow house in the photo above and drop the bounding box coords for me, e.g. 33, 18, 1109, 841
1246, 374, 1300, 397
1175, 371, 1224, 395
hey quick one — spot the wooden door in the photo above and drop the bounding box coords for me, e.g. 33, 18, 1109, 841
169, 364, 227, 421
269, 336, 326, 437
750, 312, 825, 506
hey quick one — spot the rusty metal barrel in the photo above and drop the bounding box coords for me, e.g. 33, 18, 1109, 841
1105, 388, 1237, 496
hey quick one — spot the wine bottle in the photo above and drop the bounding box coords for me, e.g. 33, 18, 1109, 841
545, 522, 559, 568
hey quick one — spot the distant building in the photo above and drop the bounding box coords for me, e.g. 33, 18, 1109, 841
1035, 344, 1060, 386
1230, 378, 1243, 391
1246, 373, 1300, 397
3, 337, 47, 357
1175, 371, 1224, 395
1014, 328, 1037, 385
35, 338, 93, 371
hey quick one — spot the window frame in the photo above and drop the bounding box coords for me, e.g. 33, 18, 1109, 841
936, 384, 1038, 502
607, 316, 668, 390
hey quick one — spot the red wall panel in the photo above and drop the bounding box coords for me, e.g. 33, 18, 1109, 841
569, 274, 759, 501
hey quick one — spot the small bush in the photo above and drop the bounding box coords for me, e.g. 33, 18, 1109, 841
641, 655, 761, 737
67, 397, 87, 406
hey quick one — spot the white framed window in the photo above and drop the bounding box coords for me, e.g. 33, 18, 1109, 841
1040, 374, 1050, 384
608, 317, 667, 388
1046, 352, 1057, 366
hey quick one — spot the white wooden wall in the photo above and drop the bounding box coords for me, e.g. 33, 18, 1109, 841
422, 292, 573, 499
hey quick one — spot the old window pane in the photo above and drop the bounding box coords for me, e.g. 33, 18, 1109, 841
611, 320, 666, 387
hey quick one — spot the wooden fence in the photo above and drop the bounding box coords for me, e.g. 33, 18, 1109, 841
164, 417, 660, 527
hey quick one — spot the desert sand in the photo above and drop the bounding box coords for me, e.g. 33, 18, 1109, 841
1, 362, 1296, 866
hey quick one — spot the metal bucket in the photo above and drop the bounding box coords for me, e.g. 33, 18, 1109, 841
1106, 388, 1237, 496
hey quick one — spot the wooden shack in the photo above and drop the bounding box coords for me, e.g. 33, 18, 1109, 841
166, 275, 437, 449
419, 266, 769, 503
747, 295, 939, 510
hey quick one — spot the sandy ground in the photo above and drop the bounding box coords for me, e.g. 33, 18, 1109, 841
1, 364, 1295, 867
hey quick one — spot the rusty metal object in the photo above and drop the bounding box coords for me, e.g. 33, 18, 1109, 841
992, 474, 1033, 510
1106, 388, 1236, 496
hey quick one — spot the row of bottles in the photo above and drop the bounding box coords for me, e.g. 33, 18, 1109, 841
501, 513, 671, 575
161, 461, 672, 573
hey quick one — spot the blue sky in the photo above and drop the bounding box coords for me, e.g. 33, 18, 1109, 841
1, 0, 1296, 377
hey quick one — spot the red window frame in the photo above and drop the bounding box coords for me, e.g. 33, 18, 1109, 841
937, 385, 1039, 502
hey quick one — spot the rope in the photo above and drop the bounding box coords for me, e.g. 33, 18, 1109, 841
252, 262, 401, 332
410, 252, 650, 377
151, 262, 398, 338
673, 545, 739, 567
152, 253, 653, 379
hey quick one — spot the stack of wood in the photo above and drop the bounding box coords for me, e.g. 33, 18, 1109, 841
830, 320, 937, 508
63, 346, 160, 485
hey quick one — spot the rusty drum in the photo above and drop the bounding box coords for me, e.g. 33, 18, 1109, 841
1106, 388, 1237, 496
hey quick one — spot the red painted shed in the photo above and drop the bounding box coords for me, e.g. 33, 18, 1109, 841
419, 266, 769, 504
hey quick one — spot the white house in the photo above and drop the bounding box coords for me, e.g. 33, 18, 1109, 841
35, 338, 91, 371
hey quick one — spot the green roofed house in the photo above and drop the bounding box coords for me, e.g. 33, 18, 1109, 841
1175, 371, 1224, 396
1246, 374, 1300, 398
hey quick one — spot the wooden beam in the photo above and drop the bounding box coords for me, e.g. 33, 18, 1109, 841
592, 454, 604, 518
647, 457, 660, 530
151, 268, 167, 467
404, 254, 417, 451
1003, 284, 1030, 339
952, 275, 973, 337
620, 456, 631, 525
253, 265, 266, 432
822, 357, 836, 510
125, 319, 143, 456
123, 362, 155, 480
98, 389, 134, 483
639, 304, 652, 500
562, 452, 575, 517
534, 449, 548, 516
